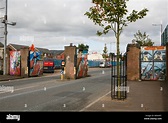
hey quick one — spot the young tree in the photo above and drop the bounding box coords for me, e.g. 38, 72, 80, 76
133, 30, 154, 46
77, 44, 89, 53
85, 0, 148, 98
102, 43, 108, 60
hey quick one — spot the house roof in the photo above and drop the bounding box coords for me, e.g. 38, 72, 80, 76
36, 47, 51, 54
8, 43, 29, 50
50, 50, 64, 55
7, 44, 51, 54
0, 42, 4, 47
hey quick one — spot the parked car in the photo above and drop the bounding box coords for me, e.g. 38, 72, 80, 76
99, 61, 106, 68
99, 61, 111, 68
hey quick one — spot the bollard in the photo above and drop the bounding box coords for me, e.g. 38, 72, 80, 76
61, 73, 64, 80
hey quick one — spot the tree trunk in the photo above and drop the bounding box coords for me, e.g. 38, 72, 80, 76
116, 22, 121, 99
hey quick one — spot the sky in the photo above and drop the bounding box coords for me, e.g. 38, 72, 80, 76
0, 0, 168, 54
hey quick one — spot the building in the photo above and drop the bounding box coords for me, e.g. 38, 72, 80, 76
36, 47, 52, 59
7, 43, 52, 59
161, 25, 168, 46
7, 43, 29, 51
50, 50, 64, 60
87, 52, 104, 61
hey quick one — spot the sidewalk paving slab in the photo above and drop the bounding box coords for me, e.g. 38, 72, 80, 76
83, 81, 168, 112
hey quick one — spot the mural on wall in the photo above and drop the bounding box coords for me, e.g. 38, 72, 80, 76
76, 50, 88, 78
0, 49, 3, 72
10, 51, 21, 76
29, 44, 43, 77
141, 46, 166, 80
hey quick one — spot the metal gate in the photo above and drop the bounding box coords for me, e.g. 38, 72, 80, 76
111, 53, 127, 100
141, 46, 166, 81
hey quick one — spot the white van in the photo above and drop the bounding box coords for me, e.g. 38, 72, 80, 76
99, 61, 106, 68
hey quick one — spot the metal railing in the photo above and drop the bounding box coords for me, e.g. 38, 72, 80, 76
111, 54, 127, 100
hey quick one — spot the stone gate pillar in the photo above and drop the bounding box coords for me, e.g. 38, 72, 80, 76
126, 44, 140, 81
64, 43, 77, 80
20, 47, 29, 77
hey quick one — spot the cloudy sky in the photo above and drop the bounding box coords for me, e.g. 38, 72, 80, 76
0, 0, 168, 54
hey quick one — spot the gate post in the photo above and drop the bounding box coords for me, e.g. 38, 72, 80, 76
64, 43, 77, 80
20, 47, 29, 78
126, 44, 140, 81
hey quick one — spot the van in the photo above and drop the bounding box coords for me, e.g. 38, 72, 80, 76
99, 61, 111, 68
99, 61, 106, 68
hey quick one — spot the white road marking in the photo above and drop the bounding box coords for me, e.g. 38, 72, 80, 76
80, 91, 111, 111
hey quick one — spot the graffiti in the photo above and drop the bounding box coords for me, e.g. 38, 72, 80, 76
141, 46, 166, 81
10, 51, 21, 76
29, 50, 43, 76
76, 50, 88, 78
28, 44, 43, 77
0, 48, 3, 72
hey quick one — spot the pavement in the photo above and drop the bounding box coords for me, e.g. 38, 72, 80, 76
82, 80, 168, 112
0, 74, 24, 81
0, 72, 168, 114
0, 69, 61, 81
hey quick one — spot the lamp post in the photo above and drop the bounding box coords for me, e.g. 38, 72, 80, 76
152, 23, 163, 46
1, 0, 16, 75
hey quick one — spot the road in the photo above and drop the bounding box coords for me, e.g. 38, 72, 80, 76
0, 68, 111, 111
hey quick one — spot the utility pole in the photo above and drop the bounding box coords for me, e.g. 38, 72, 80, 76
3, 0, 7, 75
1, 0, 16, 75
152, 23, 163, 46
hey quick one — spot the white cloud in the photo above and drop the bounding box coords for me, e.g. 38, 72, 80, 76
0, 0, 167, 53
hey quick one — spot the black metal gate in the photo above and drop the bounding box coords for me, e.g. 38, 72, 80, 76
111, 53, 127, 100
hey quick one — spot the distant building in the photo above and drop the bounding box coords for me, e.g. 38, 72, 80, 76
7, 44, 52, 59
50, 50, 64, 60
7, 43, 29, 51
36, 47, 52, 59
161, 25, 168, 46
88, 52, 104, 61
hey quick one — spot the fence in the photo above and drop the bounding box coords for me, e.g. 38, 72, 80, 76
111, 54, 127, 100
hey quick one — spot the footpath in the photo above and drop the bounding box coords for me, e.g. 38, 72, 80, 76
83, 80, 168, 112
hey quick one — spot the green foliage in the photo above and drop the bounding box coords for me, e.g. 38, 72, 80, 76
77, 44, 89, 52
102, 43, 108, 59
84, 0, 149, 37
133, 30, 154, 46
85, 0, 148, 96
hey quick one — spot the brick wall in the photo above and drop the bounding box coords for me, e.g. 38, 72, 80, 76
20, 47, 29, 77
126, 44, 140, 81
64, 45, 77, 79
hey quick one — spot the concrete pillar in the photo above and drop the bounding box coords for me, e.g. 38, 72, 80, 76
64, 45, 77, 80
20, 47, 29, 78
126, 44, 140, 81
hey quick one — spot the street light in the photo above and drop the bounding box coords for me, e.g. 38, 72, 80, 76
152, 23, 163, 46
1, 0, 16, 75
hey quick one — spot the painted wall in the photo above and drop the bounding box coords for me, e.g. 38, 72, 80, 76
76, 50, 88, 78
29, 51, 43, 76
0, 48, 3, 72
141, 46, 166, 81
10, 51, 21, 76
